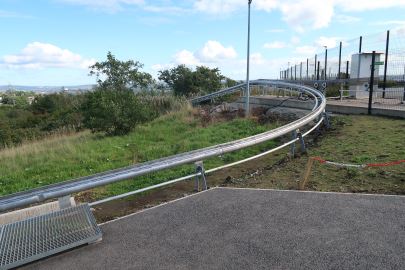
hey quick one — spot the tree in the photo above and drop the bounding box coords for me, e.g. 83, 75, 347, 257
89, 51, 153, 91
193, 66, 224, 95
82, 87, 149, 135
158, 65, 196, 96
158, 65, 226, 97
84, 52, 154, 135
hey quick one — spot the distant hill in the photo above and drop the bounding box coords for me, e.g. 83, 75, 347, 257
0, 85, 95, 93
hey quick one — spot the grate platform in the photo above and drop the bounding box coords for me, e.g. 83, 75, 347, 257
0, 204, 102, 270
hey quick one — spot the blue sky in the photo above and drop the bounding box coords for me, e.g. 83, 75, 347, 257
1, 0, 405, 86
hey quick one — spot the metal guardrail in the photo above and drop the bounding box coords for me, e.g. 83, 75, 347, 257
0, 80, 326, 212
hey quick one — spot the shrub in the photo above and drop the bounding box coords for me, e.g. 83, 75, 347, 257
82, 87, 150, 135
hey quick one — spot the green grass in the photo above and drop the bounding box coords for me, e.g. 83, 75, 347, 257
307, 115, 405, 193
0, 108, 277, 199
229, 115, 405, 195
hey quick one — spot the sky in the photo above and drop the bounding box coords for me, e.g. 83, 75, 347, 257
1, 0, 405, 86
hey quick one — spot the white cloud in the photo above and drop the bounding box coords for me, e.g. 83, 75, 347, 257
193, 0, 278, 14
250, 53, 266, 65
152, 39, 295, 80
173, 50, 200, 66
372, 20, 405, 26
291, 36, 300, 45
335, 14, 361, 24
58, 0, 405, 32
193, 0, 245, 14
315, 36, 340, 49
1, 42, 95, 69
254, 0, 278, 12
151, 63, 173, 71
153, 40, 237, 71
193, 0, 405, 32
336, 0, 405, 12
393, 26, 405, 36
294, 46, 317, 56
280, 0, 334, 32
143, 5, 190, 15
196, 40, 237, 62
263, 41, 286, 49
59, 0, 144, 11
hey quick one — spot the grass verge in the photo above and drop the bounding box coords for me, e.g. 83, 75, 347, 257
0, 107, 278, 199
224, 115, 405, 194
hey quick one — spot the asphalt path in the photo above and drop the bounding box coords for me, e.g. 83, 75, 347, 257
22, 187, 405, 270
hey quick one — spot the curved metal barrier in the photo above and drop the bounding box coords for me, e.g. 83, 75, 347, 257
0, 80, 326, 212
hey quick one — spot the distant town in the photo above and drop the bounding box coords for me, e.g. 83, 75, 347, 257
0, 84, 95, 94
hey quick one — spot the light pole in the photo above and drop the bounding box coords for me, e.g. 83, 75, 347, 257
245, 0, 252, 117
324, 46, 327, 80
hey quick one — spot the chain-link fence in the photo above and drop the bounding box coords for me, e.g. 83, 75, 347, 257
281, 28, 405, 113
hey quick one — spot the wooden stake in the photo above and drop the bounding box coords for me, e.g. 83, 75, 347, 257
299, 158, 314, 190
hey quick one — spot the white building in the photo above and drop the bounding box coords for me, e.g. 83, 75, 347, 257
349, 52, 383, 98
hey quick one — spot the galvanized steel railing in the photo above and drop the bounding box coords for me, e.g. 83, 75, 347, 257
0, 80, 326, 212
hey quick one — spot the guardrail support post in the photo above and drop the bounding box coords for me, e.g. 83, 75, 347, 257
290, 130, 297, 157
297, 130, 307, 154
194, 161, 208, 192
323, 112, 331, 129
58, 195, 72, 209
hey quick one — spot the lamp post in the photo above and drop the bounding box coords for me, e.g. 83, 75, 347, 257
324, 46, 328, 80
245, 0, 252, 117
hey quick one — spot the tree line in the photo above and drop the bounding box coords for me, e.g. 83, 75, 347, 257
0, 52, 236, 148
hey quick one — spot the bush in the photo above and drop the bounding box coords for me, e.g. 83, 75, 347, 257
158, 65, 227, 97
82, 87, 150, 135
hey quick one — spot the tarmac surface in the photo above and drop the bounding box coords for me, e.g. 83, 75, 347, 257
22, 187, 405, 270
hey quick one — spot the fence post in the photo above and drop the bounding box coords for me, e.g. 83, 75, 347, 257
357, 36, 362, 79
346, 61, 349, 79
324, 47, 328, 80
338, 41, 342, 80
306, 58, 309, 80
368, 51, 376, 115
314, 54, 317, 80
317, 61, 320, 81
403, 65, 405, 103
300, 62, 302, 80
383, 30, 390, 98
295, 65, 297, 80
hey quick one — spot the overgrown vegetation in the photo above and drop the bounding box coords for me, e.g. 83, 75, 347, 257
0, 92, 85, 148
0, 53, 189, 147
0, 107, 277, 198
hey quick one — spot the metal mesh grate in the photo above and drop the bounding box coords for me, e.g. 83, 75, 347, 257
0, 204, 102, 270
